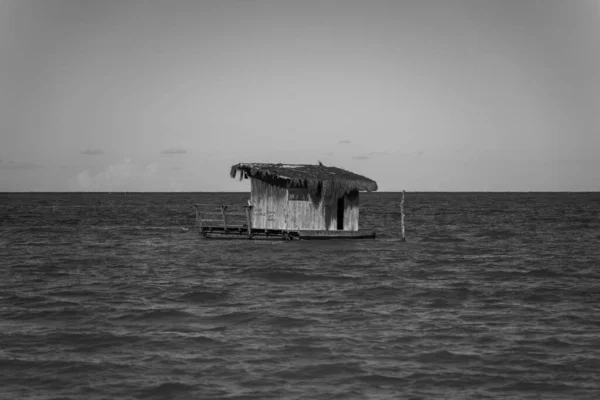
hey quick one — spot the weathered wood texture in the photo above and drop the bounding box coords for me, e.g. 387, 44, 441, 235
249, 179, 360, 231
286, 193, 327, 230
325, 203, 337, 231
343, 190, 359, 231
250, 178, 288, 229
244, 206, 253, 234
220, 206, 228, 231
297, 230, 374, 239
200, 208, 247, 228
199, 226, 376, 240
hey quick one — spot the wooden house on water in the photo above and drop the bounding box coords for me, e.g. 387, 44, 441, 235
196, 163, 379, 240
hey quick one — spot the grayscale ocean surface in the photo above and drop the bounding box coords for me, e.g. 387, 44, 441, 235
1, 192, 599, 400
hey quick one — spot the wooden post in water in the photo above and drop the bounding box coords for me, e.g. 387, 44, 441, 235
400, 190, 406, 242
194, 204, 201, 233
244, 205, 253, 237
220, 205, 228, 232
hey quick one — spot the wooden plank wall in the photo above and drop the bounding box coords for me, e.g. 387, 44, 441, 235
250, 180, 361, 231
285, 195, 328, 230
250, 178, 288, 229
343, 191, 360, 231
287, 194, 358, 231
285, 193, 342, 231
324, 202, 337, 231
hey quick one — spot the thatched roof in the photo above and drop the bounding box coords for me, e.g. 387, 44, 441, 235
230, 162, 378, 204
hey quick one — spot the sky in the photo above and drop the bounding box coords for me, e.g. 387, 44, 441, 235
0, 0, 598, 192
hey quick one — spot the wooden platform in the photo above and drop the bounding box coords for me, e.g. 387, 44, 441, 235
194, 203, 376, 240
295, 230, 376, 240
198, 225, 376, 240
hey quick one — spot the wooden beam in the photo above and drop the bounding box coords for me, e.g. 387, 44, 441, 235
194, 204, 202, 234
201, 224, 247, 231
244, 205, 253, 236
199, 227, 375, 240
201, 218, 246, 223
296, 230, 376, 238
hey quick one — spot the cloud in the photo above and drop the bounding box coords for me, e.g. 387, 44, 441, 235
82, 148, 104, 155
352, 155, 370, 160
144, 163, 159, 177
396, 150, 424, 157
0, 160, 42, 170
338, 140, 352, 144
169, 166, 184, 171
168, 181, 185, 192
368, 151, 389, 156
75, 170, 93, 189
72, 158, 136, 191
324, 152, 335, 156
161, 147, 187, 155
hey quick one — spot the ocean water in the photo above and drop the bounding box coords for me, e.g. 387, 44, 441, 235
1, 192, 599, 399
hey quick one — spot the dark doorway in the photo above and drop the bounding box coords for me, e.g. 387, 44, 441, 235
337, 197, 344, 230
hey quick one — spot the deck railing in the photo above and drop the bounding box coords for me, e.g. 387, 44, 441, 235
194, 204, 253, 235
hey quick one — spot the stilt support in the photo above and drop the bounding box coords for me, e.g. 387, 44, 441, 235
220, 205, 228, 232
244, 205, 253, 238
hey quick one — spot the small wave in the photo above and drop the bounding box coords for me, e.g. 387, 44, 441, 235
189, 356, 228, 364
479, 269, 527, 279
316, 273, 361, 282
473, 229, 514, 239
261, 271, 347, 282
281, 344, 334, 358
243, 267, 361, 283
135, 382, 195, 399
523, 293, 563, 303
414, 350, 482, 364
40, 298, 83, 308
51, 289, 96, 298
259, 270, 322, 282
493, 380, 576, 393
389, 335, 421, 344
0, 358, 128, 375
516, 337, 572, 349
275, 362, 364, 379
1, 293, 49, 306
425, 298, 454, 308
187, 335, 224, 345
240, 267, 304, 281
525, 268, 566, 278
203, 325, 228, 332
178, 290, 229, 303
358, 373, 406, 385
0, 358, 46, 370
418, 287, 475, 300
23, 331, 143, 351
344, 285, 399, 299
421, 236, 466, 243
7, 306, 88, 321
266, 315, 313, 328
125, 309, 195, 321
205, 311, 259, 325
474, 335, 500, 344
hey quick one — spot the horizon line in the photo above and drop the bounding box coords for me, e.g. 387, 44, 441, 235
1, 190, 599, 194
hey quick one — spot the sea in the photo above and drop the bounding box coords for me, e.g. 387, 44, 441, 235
1, 192, 599, 399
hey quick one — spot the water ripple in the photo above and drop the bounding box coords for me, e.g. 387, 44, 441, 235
1, 192, 599, 399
